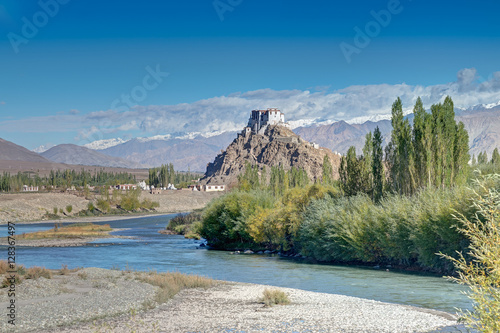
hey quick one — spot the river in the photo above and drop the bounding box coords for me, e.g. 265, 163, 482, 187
6, 214, 471, 314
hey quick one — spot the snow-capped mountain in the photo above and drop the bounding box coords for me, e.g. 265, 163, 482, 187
30, 100, 500, 172
33, 144, 55, 153
83, 138, 128, 150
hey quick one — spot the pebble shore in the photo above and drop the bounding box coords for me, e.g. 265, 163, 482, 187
0, 267, 463, 333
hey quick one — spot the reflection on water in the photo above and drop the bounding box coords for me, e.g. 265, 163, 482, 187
4, 214, 471, 313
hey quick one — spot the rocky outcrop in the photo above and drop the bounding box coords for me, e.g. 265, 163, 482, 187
201, 125, 341, 186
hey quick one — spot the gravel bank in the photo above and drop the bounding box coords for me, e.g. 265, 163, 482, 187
0, 191, 222, 224
0, 268, 158, 333
0, 267, 461, 333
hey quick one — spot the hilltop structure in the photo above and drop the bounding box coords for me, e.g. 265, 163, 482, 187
201, 108, 340, 187
245, 108, 290, 135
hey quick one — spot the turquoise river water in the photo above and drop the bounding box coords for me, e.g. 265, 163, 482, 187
3, 214, 471, 314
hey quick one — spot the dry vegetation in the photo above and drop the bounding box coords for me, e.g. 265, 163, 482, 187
260, 288, 291, 306
0, 261, 78, 287
17, 223, 112, 240
138, 271, 218, 305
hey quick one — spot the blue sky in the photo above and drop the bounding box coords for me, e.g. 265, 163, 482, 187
1, 0, 500, 149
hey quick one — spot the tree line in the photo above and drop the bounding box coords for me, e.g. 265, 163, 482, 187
237, 159, 334, 196
0, 169, 137, 192
148, 164, 201, 188
340, 96, 471, 201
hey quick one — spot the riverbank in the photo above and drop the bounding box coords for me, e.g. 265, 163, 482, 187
0, 191, 222, 224
0, 267, 461, 333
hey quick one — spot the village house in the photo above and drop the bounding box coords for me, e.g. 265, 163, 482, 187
116, 184, 137, 191
22, 185, 39, 192
150, 188, 162, 195
189, 184, 226, 192
203, 184, 225, 192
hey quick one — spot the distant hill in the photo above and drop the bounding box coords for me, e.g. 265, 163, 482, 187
98, 132, 237, 172
0, 138, 51, 163
41, 144, 145, 169
294, 120, 393, 154
458, 106, 500, 158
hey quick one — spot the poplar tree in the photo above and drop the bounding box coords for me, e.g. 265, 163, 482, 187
431, 103, 445, 187
387, 97, 415, 195
340, 146, 362, 196
478, 151, 488, 164
412, 97, 427, 188
372, 127, 384, 203
453, 121, 470, 185
491, 148, 500, 166
443, 97, 457, 186
388, 96, 469, 191
322, 155, 334, 186
361, 131, 373, 195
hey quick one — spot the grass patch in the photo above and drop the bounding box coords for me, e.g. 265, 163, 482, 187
0, 260, 9, 274
0, 260, 54, 287
58, 264, 80, 275
1, 274, 22, 288
260, 288, 291, 306
138, 271, 217, 305
17, 223, 112, 240
25, 266, 53, 279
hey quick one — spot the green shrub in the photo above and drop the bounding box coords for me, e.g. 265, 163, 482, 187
53, 207, 58, 215
298, 186, 474, 271
120, 188, 141, 211
87, 202, 95, 212
140, 198, 160, 210
440, 174, 500, 332
96, 198, 111, 213
200, 190, 275, 250
66, 205, 73, 213
167, 212, 201, 233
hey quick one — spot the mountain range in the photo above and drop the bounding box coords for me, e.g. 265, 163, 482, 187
1, 103, 499, 173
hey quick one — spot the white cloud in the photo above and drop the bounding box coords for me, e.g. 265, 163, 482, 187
2, 68, 500, 146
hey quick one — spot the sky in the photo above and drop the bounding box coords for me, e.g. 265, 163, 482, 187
0, 0, 500, 150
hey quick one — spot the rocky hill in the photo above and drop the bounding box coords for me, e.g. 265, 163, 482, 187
201, 125, 341, 186
41, 144, 145, 169
0, 138, 51, 163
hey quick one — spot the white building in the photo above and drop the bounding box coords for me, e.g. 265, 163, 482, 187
245, 108, 289, 135
22, 185, 38, 192
138, 181, 149, 190
203, 184, 226, 192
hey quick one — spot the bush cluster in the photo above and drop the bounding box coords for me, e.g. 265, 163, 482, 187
200, 176, 500, 273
